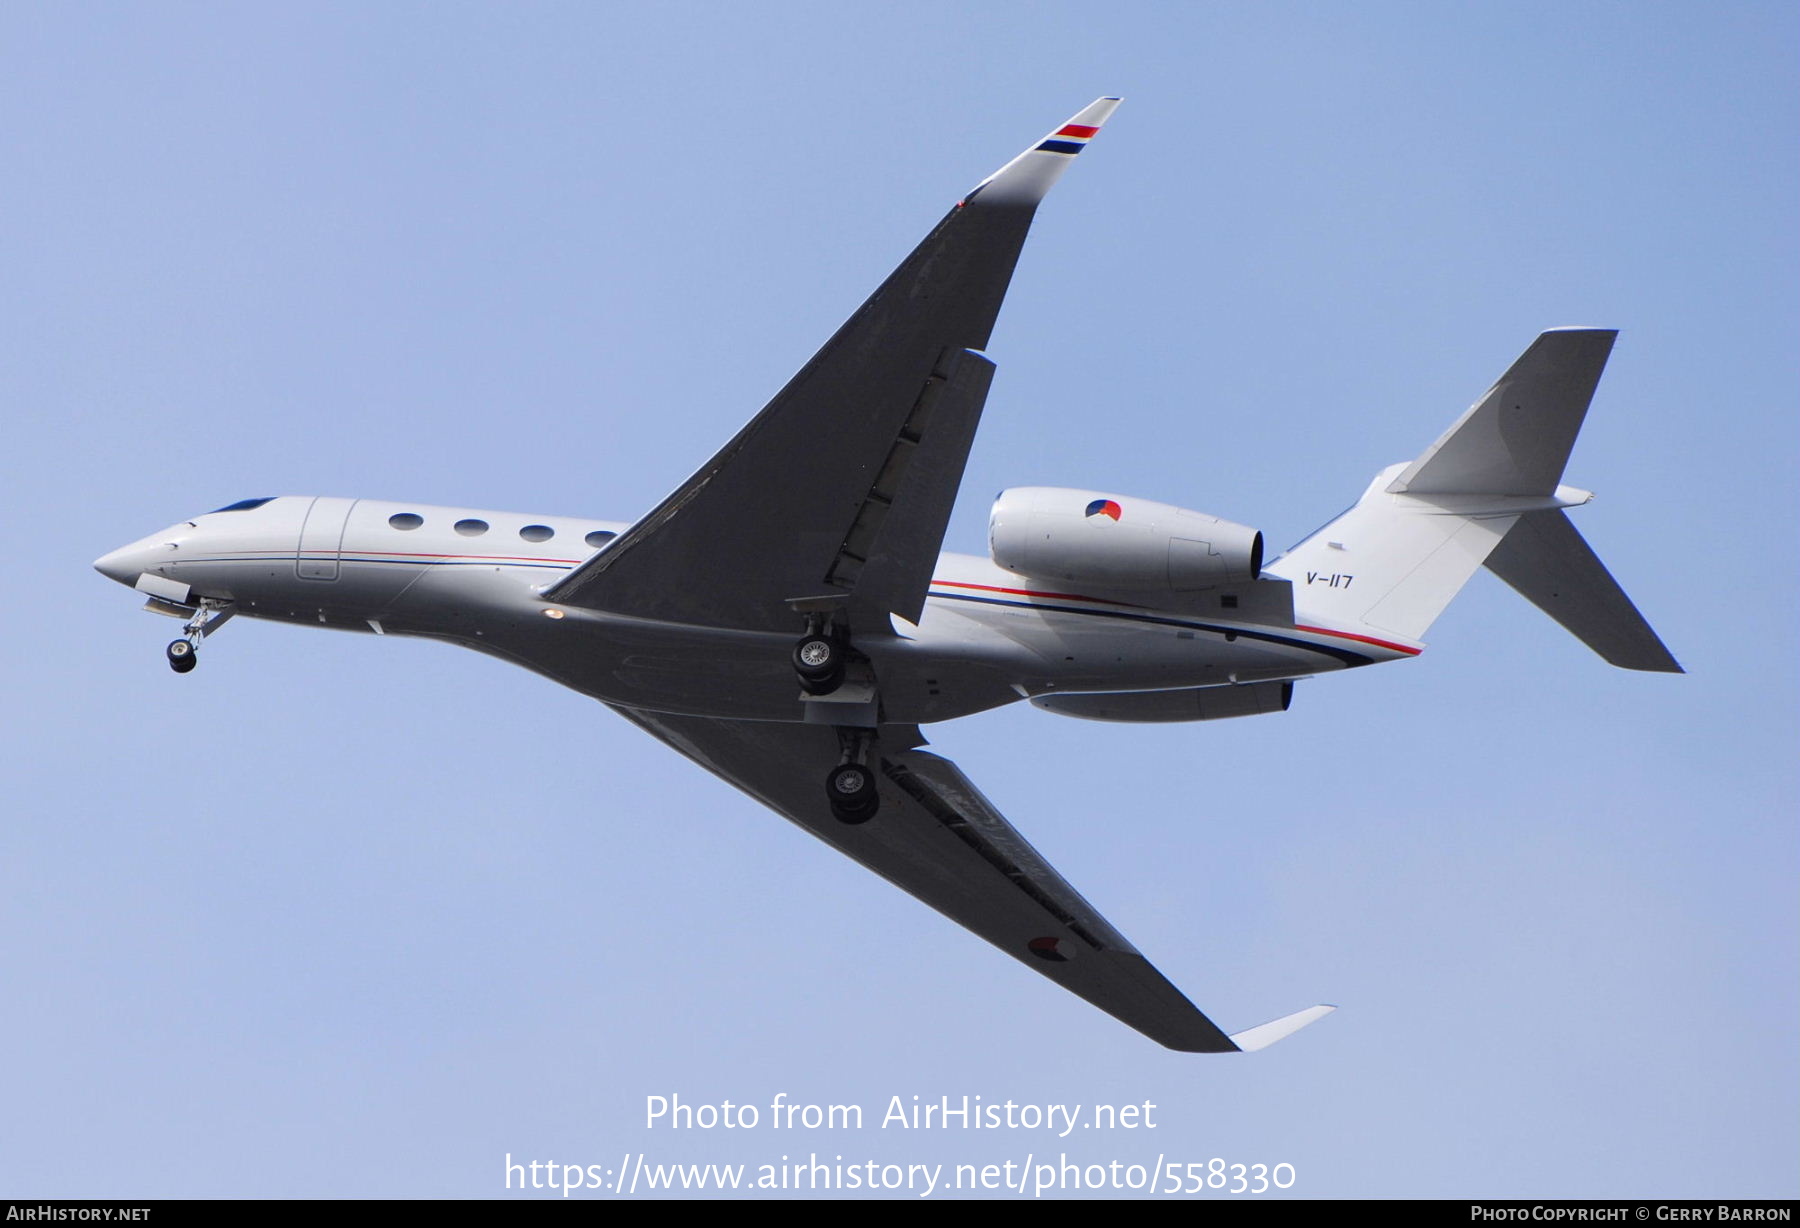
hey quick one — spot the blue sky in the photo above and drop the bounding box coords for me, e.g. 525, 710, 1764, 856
4, 1, 1795, 1200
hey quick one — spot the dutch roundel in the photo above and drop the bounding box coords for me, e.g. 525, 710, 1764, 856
1084, 498, 1122, 521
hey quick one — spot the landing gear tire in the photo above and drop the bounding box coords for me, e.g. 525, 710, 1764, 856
166, 640, 197, 674
794, 633, 846, 696
826, 762, 879, 825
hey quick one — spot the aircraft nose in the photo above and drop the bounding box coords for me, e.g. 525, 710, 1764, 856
93, 543, 150, 586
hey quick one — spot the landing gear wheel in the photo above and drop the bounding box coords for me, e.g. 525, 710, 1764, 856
166, 640, 197, 674
794, 633, 846, 695
826, 762, 879, 824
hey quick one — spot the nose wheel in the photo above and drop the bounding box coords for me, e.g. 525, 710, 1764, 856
166, 640, 197, 673
164, 598, 235, 674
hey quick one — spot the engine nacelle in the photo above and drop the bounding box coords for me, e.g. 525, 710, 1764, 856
1031, 680, 1293, 723
988, 487, 1264, 601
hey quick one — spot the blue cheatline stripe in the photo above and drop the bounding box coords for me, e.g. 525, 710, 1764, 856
1035, 139, 1085, 155
926, 589, 1376, 668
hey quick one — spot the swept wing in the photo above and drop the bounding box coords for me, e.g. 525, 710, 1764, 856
544, 99, 1122, 634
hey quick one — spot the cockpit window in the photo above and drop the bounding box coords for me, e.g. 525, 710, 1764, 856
210, 497, 276, 513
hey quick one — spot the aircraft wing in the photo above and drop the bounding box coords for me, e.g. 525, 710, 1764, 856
607, 706, 1245, 1052
543, 99, 1122, 635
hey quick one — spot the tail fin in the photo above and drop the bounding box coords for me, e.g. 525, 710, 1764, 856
1389, 328, 1615, 497
1265, 329, 1679, 669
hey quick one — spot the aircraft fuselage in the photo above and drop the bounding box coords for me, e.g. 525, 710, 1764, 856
94, 495, 1418, 725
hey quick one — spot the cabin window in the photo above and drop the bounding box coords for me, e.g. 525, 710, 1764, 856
389, 513, 424, 531
585, 530, 616, 549
454, 518, 489, 537
519, 525, 554, 543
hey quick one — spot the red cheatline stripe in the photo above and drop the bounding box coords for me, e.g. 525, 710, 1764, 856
930, 579, 1142, 607
1295, 624, 1422, 655
1056, 124, 1100, 139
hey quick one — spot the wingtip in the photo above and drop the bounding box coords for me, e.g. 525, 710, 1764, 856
1541, 326, 1619, 338
1227, 1003, 1336, 1053
1079, 96, 1124, 121
965, 98, 1122, 207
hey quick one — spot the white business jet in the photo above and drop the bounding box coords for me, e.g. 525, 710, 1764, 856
94, 99, 1679, 1052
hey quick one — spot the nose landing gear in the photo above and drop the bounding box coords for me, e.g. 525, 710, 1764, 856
164, 598, 235, 674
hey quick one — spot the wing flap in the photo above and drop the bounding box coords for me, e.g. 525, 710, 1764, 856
832, 349, 996, 630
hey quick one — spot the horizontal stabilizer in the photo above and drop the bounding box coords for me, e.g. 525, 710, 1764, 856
1483, 511, 1682, 673
1391, 329, 1615, 497
1228, 1004, 1336, 1052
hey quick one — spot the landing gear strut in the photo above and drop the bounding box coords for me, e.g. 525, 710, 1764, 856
165, 598, 235, 674
826, 728, 880, 824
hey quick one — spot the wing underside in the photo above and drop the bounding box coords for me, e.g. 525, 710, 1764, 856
609, 707, 1241, 1052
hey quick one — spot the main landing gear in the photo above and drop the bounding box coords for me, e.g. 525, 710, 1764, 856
789, 602, 882, 823
165, 598, 235, 674
793, 620, 847, 696
826, 728, 880, 825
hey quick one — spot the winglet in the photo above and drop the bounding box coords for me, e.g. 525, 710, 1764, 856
1227, 1004, 1336, 1052
965, 97, 1122, 207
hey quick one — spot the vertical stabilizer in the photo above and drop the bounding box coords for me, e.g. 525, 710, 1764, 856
1265, 464, 1530, 643
1389, 329, 1615, 496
